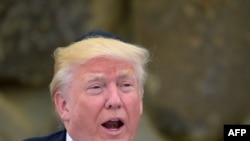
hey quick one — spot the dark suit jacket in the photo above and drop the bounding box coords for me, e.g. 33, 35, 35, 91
23, 130, 66, 141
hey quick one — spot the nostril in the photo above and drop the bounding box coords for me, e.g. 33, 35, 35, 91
107, 104, 112, 109
105, 102, 111, 109
117, 104, 121, 108
105, 101, 122, 109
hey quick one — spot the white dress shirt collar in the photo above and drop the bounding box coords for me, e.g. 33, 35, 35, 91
66, 132, 73, 141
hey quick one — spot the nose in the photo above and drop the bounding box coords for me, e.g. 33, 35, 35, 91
105, 87, 122, 109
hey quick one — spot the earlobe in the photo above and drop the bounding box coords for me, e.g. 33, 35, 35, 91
54, 92, 70, 121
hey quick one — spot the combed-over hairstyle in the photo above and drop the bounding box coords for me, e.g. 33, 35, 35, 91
49, 37, 149, 98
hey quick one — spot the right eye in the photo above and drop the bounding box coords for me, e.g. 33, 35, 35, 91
87, 84, 103, 94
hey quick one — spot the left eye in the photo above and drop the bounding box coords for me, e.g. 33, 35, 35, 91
123, 83, 132, 87
120, 82, 133, 92
92, 85, 101, 89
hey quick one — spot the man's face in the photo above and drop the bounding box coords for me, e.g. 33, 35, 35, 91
56, 57, 143, 141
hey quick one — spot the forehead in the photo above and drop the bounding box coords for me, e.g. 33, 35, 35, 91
74, 57, 136, 77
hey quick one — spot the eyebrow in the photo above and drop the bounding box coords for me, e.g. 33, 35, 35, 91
83, 73, 105, 83
117, 70, 136, 80
83, 70, 136, 84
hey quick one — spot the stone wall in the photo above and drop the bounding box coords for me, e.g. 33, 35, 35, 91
133, 0, 250, 140
0, 0, 250, 141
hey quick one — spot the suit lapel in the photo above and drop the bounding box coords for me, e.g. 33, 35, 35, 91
50, 129, 66, 141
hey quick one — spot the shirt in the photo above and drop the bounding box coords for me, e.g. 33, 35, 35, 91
66, 132, 73, 141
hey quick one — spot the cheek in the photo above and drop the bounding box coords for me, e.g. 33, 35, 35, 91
71, 96, 104, 120
124, 95, 142, 114
124, 96, 142, 132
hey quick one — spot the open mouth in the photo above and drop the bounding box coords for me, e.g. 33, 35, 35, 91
101, 118, 124, 131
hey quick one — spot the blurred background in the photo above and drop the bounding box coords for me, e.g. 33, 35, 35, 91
0, 0, 250, 141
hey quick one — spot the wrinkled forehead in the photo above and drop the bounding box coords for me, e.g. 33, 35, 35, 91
71, 56, 137, 81
76, 56, 135, 74
82, 70, 137, 83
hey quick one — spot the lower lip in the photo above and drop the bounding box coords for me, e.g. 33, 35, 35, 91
101, 125, 124, 136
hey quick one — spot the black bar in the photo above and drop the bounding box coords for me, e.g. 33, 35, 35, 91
224, 124, 250, 141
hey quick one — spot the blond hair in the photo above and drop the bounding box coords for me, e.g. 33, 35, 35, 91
50, 37, 149, 97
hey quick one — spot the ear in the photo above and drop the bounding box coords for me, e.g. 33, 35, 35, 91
139, 90, 144, 115
54, 91, 70, 121
139, 98, 143, 115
